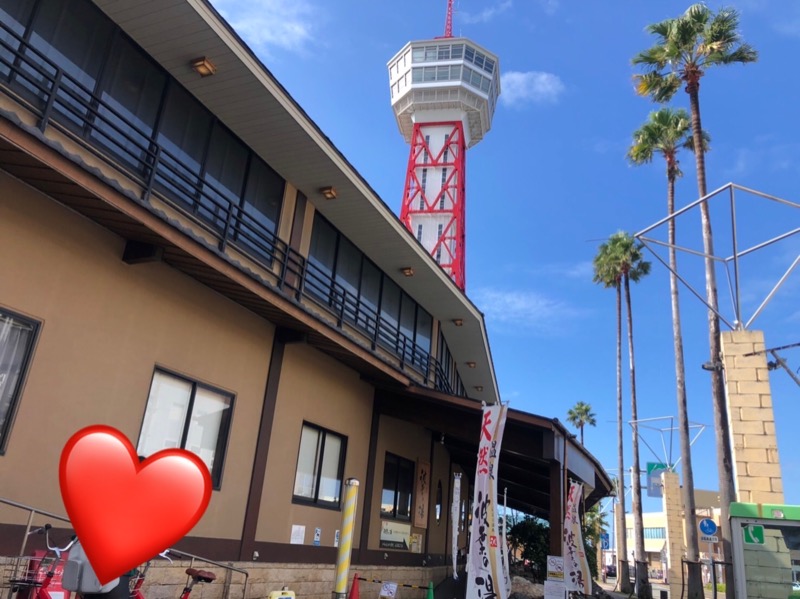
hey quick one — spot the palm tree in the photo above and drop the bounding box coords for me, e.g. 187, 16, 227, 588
633, 6, 757, 585
593, 237, 632, 594
594, 232, 651, 599
567, 401, 597, 445
628, 108, 708, 599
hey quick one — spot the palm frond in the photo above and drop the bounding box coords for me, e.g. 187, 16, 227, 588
634, 72, 681, 103
682, 129, 711, 154
709, 43, 758, 65
632, 45, 669, 69
645, 18, 673, 42
593, 232, 650, 287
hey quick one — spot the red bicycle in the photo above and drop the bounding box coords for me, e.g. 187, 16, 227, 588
8, 524, 79, 599
9, 525, 215, 599
129, 554, 216, 599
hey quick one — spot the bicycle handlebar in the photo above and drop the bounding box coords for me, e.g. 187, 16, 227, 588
30, 523, 78, 556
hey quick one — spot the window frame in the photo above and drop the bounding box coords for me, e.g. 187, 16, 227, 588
0, 307, 40, 455
136, 367, 234, 490
381, 452, 415, 521
292, 421, 348, 510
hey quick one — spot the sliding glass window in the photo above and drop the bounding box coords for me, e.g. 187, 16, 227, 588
93, 34, 165, 173
0, 0, 34, 80
22, 0, 112, 129
155, 82, 212, 215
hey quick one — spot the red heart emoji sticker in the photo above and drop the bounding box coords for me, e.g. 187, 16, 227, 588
59, 425, 212, 584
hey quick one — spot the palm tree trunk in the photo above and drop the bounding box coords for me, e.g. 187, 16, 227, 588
668, 173, 704, 599
616, 283, 632, 594
580, 425, 584, 446
624, 274, 651, 599
688, 84, 737, 599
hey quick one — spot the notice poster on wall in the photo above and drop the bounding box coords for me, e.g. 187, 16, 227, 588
380, 520, 411, 550
413, 460, 431, 528
290, 524, 305, 545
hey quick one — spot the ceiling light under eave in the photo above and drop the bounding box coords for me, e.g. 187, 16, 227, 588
466, 361, 476, 369
401, 267, 414, 277
474, 385, 484, 392
320, 186, 337, 200
452, 318, 463, 327
191, 57, 217, 77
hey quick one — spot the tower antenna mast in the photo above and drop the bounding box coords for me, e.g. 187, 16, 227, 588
443, 0, 454, 37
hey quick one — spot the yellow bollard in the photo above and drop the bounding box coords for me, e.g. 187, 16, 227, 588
333, 478, 360, 599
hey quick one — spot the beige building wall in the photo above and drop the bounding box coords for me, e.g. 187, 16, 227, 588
0, 170, 275, 538
257, 343, 374, 546
720, 329, 784, 504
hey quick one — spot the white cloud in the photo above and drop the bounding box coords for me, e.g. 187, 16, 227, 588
538, 0, 559, 15
472, 288, 586, 335
210, 0, 315, 56
500, 71, 565, 107
460, 0, 513, 24
722, 142, 800, 178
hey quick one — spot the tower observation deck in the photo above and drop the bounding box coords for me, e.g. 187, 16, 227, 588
388, 36, 500, 290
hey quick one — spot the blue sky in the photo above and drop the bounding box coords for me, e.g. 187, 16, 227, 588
207, 0, 800, 515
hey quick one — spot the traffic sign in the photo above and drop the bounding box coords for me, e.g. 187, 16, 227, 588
743, 524, 765, 545
646, 463, 668, 498
600, 533, 610, 550
699, 518, 718, 536
700, 534, 718, 543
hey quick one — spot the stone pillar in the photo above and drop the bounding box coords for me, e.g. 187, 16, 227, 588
662, 471, 684, 599
720, 329, 784, 504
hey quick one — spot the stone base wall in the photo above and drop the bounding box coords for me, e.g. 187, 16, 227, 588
661, 471, 684, 599
0, 557, 446, 599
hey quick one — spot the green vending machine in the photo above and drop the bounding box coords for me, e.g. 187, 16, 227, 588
730, 502, 800, 598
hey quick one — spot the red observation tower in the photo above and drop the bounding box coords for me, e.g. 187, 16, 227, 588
387, 3, 500, 290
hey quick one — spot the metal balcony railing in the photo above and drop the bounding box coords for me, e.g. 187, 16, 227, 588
0, 22, 461, 396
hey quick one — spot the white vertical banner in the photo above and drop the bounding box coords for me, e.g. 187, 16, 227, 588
563, 481, 591, 594
502, 489, 510, 586
466, 403, 508, 599
451, 473, 462, 579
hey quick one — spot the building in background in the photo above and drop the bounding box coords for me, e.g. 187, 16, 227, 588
623, 490, 722, 581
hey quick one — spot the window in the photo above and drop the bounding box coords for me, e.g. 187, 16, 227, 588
381, 453, 414, 520
93, 34, 166, 173
137, 369, 233, 489
21, 0, 113, 127
0, 309, 39, 453
416, 224, 423, 242
293, 422, 347, 508
440, 169, 448, 208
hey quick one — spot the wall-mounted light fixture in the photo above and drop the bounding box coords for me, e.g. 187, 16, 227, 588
319, 186, 337, 200
465, 361, 476, 369
401, 267, 414, 277
452, 318, 463, 327
191, 57, 217, 77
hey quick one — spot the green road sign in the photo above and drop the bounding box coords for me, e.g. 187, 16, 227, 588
743, 524, 765, 545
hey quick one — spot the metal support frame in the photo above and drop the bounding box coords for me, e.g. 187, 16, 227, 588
629, 416, 706, 471
400, 121, 467, 290
634, 183, 800, 331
